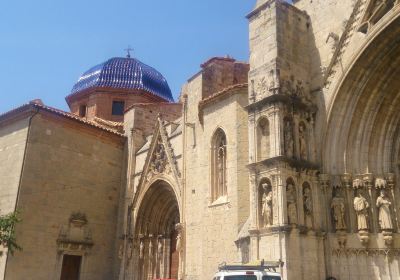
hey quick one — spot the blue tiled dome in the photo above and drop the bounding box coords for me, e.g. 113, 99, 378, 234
71, 57, 174, 102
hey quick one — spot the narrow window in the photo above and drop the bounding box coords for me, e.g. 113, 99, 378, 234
79, 105, 87, 117
211, 128, 227, 202
112, 101, 125, 116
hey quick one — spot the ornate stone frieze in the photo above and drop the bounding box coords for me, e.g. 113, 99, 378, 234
148, 138, 170, 177
332, 247, 400, 257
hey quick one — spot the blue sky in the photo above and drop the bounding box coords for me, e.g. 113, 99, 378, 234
0, 0, 257, 113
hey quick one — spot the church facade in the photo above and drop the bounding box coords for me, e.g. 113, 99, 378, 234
1, 0, 400, 279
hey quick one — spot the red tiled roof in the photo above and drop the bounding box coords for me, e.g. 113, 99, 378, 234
0, 100, 125, 137
199, 83, 248, 108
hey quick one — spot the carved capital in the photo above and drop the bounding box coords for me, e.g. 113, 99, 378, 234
362, 173, 374, 189
375, 177, 387, 189
352, 177, 364, 189
342, 173, 352, 188
386, 173, 395, 189
319, 173, 330, 187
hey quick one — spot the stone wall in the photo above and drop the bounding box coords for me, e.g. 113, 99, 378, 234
0, 116, 30, 278
182, 68, 249, 280
3, 113, 125, 280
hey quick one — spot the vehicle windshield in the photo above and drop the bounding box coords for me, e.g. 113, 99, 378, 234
262, 277, 281, 280
224, 276, 257, 280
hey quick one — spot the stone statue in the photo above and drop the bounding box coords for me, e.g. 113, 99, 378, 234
299, 123, 307, 160
287, 183, 298, 224
303, 187, 313, 228
261, 184, 273, 227
284, 120, 294, 158
331, 191, 347, 231
139, 239, 144, 259
376, 189, 393, 231
353, 191, 370, 231
176, 232, 182, 253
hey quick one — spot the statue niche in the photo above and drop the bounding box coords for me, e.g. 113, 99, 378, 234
259, 179, 273, 228
303, 183, 313, 229
299, 121, 308, 161
284, 117, 294, 158
286, 179, 298, 225
257, 117, 271, 161
353, 189, 370, 232
331, 188, 347, 232
376, 189, 393, 232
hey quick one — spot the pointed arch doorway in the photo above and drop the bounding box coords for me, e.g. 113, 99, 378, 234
134, 180, 181, 280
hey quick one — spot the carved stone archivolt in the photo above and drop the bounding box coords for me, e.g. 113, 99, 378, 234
57, 212, 93, 253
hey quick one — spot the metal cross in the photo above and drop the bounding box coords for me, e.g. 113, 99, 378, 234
124, 46, 134, 58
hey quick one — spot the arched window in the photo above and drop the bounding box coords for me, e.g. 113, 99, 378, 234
257, 118, 270, 161
211, 129, 227, 202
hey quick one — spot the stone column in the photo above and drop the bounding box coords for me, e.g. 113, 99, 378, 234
311, 176, 322, 230
270, 106, 284, 157
308, 116, 317, 162
164, 238, 171, 278
343, 174, 355, 233
298, 182, 305, 227
273, 174, 287, 226
319, 174, 330, 231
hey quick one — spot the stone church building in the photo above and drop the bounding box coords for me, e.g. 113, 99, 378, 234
1, 0, 400, 279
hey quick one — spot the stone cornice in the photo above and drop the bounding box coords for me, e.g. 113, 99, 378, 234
246, 93, 317, 113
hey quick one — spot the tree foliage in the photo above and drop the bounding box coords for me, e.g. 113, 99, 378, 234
0, 211, 21, 254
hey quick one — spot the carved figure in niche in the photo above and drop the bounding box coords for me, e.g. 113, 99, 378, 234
331, 189, 347, 231
376, 189, 393, 231
353, 190, 370, 231
287, 183, 298, 224
139, 239, 144, 259
261, 184, 273, 227
299, 122, 308, 160
303, 186, 313, 228
284, 120, 294, 158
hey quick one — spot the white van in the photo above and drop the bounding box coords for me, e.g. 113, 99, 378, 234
213, 262, 282, 280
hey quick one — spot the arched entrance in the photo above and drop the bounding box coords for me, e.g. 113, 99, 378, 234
324, 14, 400, 175
134, 180, 181, 280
